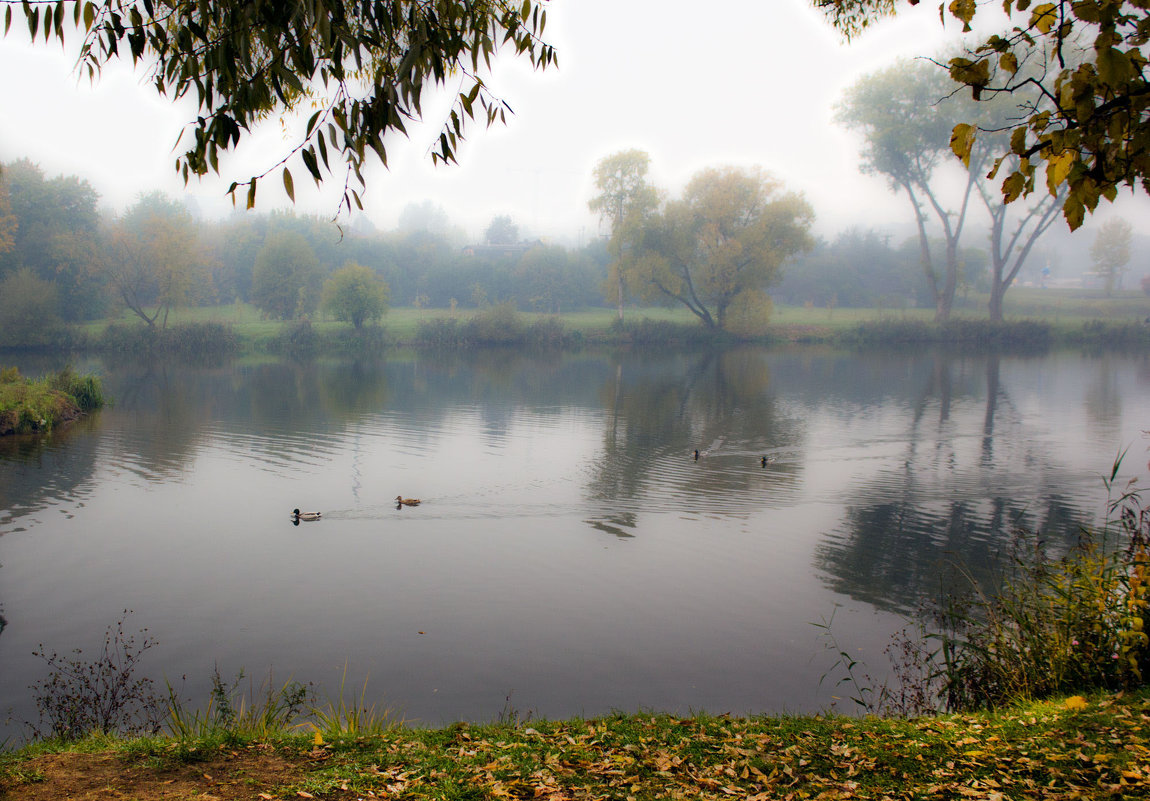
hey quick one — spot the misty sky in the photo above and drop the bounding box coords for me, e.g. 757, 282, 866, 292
1, 0, 1144, 243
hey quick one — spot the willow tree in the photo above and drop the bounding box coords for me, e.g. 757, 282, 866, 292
630, 166, 814, 332
588, 149, 660, 321
4, 0, 556, 212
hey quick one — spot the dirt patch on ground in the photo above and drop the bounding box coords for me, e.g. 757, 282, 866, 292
0, 747, 315, 801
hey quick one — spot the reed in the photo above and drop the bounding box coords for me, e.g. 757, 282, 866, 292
933, 457, 1149, 711
165, 668, 310, 742
307, 666, 402, 738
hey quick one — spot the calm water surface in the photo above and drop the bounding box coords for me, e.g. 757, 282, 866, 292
1, 347, 1147, 736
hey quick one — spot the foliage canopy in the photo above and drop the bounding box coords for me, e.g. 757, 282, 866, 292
3, 0, 555, 213
625, 166, 814, 332
321, 261, 389, 328
819, 0, 1150, 230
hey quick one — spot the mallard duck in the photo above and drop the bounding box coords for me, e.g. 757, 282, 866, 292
761, 456, 776, 468
395, 496, 421, 506
292, 508, 322, 521
693, 449, 700, 461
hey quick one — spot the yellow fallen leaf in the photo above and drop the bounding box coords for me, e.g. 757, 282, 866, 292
1065, 696, 1088, 711
313, 730, 324, 746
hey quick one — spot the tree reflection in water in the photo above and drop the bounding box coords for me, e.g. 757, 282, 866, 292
816, 351, 1096, 616
585, 348, 805, 535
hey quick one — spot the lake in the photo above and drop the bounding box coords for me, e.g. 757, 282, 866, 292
1, 346, 1148, 738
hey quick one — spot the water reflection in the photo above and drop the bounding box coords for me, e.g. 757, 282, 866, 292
0, 347, 1146, 730
814, 350, 1111, 615
586, 349, 805, 535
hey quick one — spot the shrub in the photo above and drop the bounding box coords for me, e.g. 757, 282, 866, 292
0, 268, 65, 348
920, 456, 1149, 712
463, 301, 526, 345
847, 319, 1053, 349
96, 322, 239, 361
268, 318, 319, 358
414, 318, 470, 349
26, 611, 164, 741
526, 316, 569, 348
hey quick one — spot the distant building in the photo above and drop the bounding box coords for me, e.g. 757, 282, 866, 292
460, 240, 543, 258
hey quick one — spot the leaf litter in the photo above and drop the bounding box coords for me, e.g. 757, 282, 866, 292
2, 691, 1148, 800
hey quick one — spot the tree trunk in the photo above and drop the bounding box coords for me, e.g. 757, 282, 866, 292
988, 284, 1005, 323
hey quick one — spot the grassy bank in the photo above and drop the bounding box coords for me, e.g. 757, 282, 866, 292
2, 692, 1147, 800
47, 290, 1150, 357
0, 366, 104, 436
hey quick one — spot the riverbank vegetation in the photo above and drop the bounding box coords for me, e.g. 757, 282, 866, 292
3, 158, 1147, 358
24, 293, 1150, 358
1, 691, 1146, 800
0, 366, 104, 436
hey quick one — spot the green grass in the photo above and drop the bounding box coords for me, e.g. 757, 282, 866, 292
3, 692, 1148, 799
63, 289, 1150, 354
0, 366, 104, 435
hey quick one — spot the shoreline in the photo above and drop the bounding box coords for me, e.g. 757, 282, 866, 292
2, 691, 1146, 800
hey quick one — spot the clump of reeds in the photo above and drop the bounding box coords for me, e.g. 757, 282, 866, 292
0, 365, 105, 435
934, 459, 1148, 710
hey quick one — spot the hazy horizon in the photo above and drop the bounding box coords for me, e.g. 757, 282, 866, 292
2, 0, 1146, 249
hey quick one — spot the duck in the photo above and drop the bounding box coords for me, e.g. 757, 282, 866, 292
761, 456, 776, 468
395, 496, 421, 506
693, 449, 700, 461
292, 508, 321, 521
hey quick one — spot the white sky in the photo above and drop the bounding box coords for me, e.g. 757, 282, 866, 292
0, 0, 1144, 244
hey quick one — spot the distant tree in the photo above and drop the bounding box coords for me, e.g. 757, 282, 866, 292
321, 262, 390, 328
105, 192, 208, 329
398, 201, 453, 237
485, 215, 519, 245
201, 212, 269, 303
777, 229, 928, 309
252, 230, 321, 319
0, 268, 61, 346
838, 61, 977, 323
821, 0, 1150, 230
515, 244, 573, 313
588, 150, 660, 321
0, 180, 15, 260
0, 159, 104, 320
1090, 218, 1134, 296
630, 166, 814, 331
7, 0, 555, 213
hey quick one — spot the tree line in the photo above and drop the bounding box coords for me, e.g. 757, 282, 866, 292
3, 153, 998, 348
0, 159, 614, 344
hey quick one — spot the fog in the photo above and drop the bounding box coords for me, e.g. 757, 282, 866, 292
1, 0, 1146, 249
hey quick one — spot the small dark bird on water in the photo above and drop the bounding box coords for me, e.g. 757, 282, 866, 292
761, 456, 776, 468
693, 449, 700, 461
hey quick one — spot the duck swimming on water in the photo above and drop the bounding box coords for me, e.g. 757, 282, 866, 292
395, 496, 421, 506
292, 508, 321, 521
